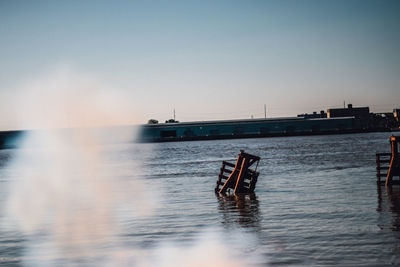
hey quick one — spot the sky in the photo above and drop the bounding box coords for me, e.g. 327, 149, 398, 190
0, 0, 399, 130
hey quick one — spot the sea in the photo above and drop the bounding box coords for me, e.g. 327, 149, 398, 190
0, 132, 399, 266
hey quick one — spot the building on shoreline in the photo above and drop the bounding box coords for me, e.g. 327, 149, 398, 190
139, 104, 399, 143
327, 104, 370, 119
1, 104, 399, 148
138, 116, 356, 142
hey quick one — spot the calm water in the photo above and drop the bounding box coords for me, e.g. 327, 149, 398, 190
1, 132, 400, 266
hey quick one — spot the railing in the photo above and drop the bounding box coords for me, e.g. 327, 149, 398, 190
376, 153, 391, 184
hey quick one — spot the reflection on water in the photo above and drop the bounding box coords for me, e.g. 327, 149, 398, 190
216, 193, 261, 230
377, 185, 400, 265
377, 185, 400, 232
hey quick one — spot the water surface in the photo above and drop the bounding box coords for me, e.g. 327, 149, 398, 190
1, 132, 399, 266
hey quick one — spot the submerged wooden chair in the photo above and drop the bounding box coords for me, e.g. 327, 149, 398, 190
386, 136, 400, 186
215, 150, 260, 194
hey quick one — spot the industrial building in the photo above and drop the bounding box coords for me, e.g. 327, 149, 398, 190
327, 104, 370, 119
1, 104, 398, 148
138, 116, 356, 142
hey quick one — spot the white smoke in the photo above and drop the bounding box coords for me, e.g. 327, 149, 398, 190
2, 67, 154, 265
1, 66, 260, 266
143, 230, 261, 267
10, 65, 138, 130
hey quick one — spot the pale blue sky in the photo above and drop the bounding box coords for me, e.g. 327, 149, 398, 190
0, 0, 399, 129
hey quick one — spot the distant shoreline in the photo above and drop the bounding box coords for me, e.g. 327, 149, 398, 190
138, 128, 394, 143
0, 125, 397, 149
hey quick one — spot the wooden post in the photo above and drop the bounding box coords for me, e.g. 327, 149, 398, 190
234, 158, 248, 194
386, 136, 400, 186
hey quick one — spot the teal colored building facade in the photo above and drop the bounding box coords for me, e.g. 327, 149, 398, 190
139, 117, 355, 142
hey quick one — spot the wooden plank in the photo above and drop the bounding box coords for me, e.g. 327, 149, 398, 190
377, 166, 390, 170
219, 174, 229, 180
376, 153, 392, 157
222, 168, 233, 174
222, 161, 235, 168
385, 139, 398, 186
234, 158, 247, 194
377, 180, 400, 185
380, 180, 400, 185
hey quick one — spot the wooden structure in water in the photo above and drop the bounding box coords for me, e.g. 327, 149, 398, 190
215, 150, 260, 195
376, 136, 400, 185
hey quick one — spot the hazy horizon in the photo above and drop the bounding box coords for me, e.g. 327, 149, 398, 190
1, 0, 399, 130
